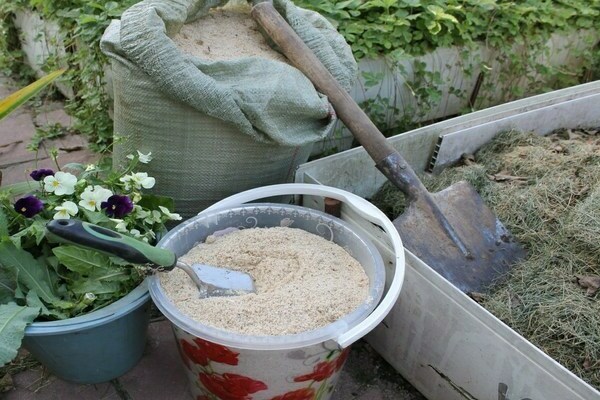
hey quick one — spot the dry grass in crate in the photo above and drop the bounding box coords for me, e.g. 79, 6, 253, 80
372, 128, 600, 389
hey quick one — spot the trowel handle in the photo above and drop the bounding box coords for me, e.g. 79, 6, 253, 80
251, 1, 427, 200
46, 219, 177, 269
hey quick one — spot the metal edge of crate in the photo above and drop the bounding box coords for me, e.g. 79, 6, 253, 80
295, 82, 600, 400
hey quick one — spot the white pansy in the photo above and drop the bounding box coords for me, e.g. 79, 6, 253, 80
119, 172, 155, 190
144, 210, 162, 225
133, 206, 150, 220
159, 206, 182, 221
132, 192, 142, 203
78, 185, 113, 211
137, 151, 152, 164
129, 229, 142, 238
126, 151, 152, 164
110, 218, 128, 233
53, 201, 78, 219
44, 171, 77, 195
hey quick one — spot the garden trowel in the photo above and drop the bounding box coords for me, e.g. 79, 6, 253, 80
46, 219, 256, 297
250, 0, 526, 293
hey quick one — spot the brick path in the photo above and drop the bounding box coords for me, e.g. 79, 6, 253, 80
0, 73, 424, 400
0, 74, 97, 186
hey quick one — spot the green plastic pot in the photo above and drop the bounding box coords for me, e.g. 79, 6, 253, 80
23, 280, 151, 384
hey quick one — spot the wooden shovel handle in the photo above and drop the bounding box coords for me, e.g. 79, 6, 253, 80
252, 1, 393, 161
251, 1, 427, 199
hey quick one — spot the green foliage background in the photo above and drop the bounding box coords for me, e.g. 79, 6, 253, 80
0, 0, 598, 149
0, 0, 138, 150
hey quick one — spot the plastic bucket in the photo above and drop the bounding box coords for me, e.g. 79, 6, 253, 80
150, 184, 405, 399
23, 281, 151, 384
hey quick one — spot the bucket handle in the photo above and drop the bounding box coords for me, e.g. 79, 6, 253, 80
201, 183, 405, 348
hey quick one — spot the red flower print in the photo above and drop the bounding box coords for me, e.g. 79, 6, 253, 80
335, 348, 350, 372
180, 338, 239, 366
181, 339, 209, 366
270, 387, 316, 400
199, 372, 268, 400
293, 360, 337, 383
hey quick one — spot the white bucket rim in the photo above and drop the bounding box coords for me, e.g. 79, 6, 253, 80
150, 202, 385, 350
151, 183, 405, 350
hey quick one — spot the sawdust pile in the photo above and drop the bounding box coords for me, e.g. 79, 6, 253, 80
172, 5, 287, 63
160, 227, 369, 336
372, 128, 600, 389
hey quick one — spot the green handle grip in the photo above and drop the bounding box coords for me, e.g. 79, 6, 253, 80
46, 219, 177, 269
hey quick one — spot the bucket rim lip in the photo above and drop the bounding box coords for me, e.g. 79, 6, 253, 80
150, 203, 386, 350
24, 280, 150, 336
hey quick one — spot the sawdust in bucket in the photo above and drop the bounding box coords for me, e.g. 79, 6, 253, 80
172, 4, 287, 63
159, 227, 370, 336
371, 127, 600, 390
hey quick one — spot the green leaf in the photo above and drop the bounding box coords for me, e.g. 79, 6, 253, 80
137, 195, 174, 212
52, 245, 111, 274
61, 162, 86, 172
0, 242, 62, 306
0, 303, 40, 367
70, 279, 121, 295
26, 290, 69, 319
0, 209, 8, 237
81, 209, 111, 225
0, 181, 37, 198
78, 15, 99, 24
11, 220, 46, 247
0, 69, 66, 121
0, 268, 16, 304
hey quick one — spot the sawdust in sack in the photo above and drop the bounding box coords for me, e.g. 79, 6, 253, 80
100, 0, 358, 218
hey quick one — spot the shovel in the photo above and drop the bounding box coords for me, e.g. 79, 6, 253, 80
46, 219, 256, 297
250, 1, 526, 293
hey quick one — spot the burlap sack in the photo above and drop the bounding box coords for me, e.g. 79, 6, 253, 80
101, 0, 357, 217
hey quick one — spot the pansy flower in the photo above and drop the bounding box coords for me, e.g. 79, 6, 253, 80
79, 185, 113, 212
29, 168, 54, 181
119, 172, 155, 190
53, 201, 78, 220
101, 195, 134, 218
14, 195, 44, 218
44, 171, 77, 195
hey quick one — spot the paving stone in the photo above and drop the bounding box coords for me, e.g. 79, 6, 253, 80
34, 105, 74, 128
0, 112, 37, 147
332, 341, 426, 400
0, 140, 41, 168
117, 319, 191, 400
0, 75, 19, 100
0, 149, 99, 186
5, 368, 118, 400
41, 133, 89, 154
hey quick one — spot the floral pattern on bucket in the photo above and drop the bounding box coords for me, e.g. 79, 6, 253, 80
179, 337, 267, 399
175, 327, 350, 400
289, 348, 349, 400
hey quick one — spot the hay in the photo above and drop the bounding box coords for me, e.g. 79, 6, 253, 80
371, 128, 600, 389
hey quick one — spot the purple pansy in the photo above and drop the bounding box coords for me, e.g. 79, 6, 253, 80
30, 168, 55, 181
14, 195, 44, 218
101, 195, 133, 218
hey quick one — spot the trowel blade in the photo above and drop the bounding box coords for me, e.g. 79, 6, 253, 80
191, 263, 256, 297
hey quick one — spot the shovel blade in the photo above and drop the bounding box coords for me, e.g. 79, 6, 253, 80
393, 181, 526, 293
190, 263, 256, 297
